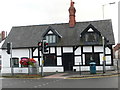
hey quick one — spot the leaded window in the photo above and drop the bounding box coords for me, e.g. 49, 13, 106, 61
44, 54, 57, 66
46, 35, 56, 44
10, 58, 19, 67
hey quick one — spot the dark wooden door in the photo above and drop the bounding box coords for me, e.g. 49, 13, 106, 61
62, 53, 74, 71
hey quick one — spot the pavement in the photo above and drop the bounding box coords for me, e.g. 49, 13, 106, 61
43, 70, 120, 79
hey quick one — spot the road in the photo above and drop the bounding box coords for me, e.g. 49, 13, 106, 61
1, 75, 118, 88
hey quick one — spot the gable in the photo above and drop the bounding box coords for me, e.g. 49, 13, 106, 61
81, 24, 101, 36
42, 26, 62, 38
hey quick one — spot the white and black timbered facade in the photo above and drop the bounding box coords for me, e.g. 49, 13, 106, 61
1, 1, 115, 73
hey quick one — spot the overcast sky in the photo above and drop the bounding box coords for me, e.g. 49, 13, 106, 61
0, 0, 119, 44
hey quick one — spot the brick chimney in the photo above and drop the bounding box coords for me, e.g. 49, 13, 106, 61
69, 0, 76, 27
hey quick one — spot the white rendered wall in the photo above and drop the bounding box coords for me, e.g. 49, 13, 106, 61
63, 47, 73, 53
12, 49, 30, 58
1, 49, 31, 73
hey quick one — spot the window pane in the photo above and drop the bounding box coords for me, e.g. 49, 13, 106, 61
46, 35, 56, 44
49, 35, 53, 43
46, 36, 49, 43
52, 35, 56, 43
85, 33, 98, 42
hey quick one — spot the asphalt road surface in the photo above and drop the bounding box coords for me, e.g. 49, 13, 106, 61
1, 75, 118, 88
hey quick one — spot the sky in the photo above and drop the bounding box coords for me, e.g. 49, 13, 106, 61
0, 0, 119, 44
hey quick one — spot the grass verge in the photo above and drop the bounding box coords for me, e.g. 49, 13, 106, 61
2, 75, 41, 78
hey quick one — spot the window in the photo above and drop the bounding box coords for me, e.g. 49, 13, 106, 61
44, 54, 57, 66
46, 35, 56, 44
85, 53, 100, 65
83, 32, 100, 43
85, 33, 98, 42
10, 58, 19, 67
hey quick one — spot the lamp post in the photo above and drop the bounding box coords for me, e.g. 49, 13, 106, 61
102, 2, 115, 19
102, 36, 106, 73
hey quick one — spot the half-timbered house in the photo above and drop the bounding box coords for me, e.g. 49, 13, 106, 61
1, 1, 115, 74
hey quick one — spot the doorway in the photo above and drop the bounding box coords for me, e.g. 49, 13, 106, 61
62, 53, 74, 71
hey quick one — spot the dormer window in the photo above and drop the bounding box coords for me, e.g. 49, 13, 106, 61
85, 32, 99, 42
46, 35, 56, 43
81, 24, 101, 44
42, 26, 62, 44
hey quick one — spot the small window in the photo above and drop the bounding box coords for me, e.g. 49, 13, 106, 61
46, 35, 56, 44
10, 58, 19, 67
44, 54, 57, 66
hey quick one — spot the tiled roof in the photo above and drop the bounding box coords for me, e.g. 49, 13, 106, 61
2, 19, 115, 48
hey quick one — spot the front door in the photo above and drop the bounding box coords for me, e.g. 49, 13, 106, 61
62, 53, 74, 71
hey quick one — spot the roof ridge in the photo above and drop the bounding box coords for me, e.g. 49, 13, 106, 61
12, 19, 111, 28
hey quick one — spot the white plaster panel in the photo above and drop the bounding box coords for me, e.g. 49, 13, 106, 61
50, 47, 55, 53
57, 47, 61, 55
33, 48, 38, 56
63, 47, 73, 53
82, 54, 85, 65
74, 56, 82, 65
100, 54, 103, 65
106, 56, 111, 64
94, 46, 103, 52
75, 47, 81, 55
96, 66, 103, 71
83, 46, 92, 52
14, 68, 28, 73
105, 47, 111, 54
73, 66, 90, 71
40, 51, 42, 56
40, 58, 42, 66
57, 57, 62, 65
